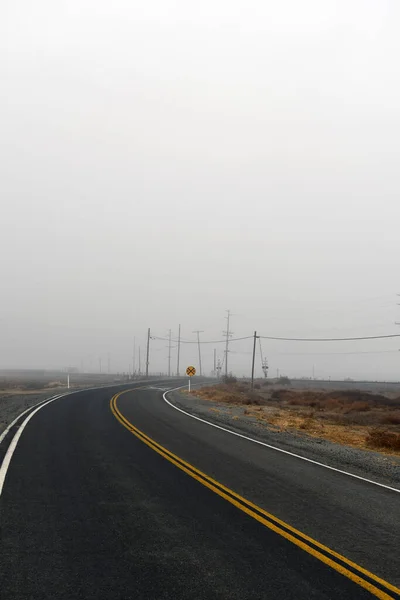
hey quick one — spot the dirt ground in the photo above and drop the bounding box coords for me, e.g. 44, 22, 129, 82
0, 390, 65, 435
192, 380, 400, 455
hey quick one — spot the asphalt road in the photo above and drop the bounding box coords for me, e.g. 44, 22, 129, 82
1, 381, 399, 599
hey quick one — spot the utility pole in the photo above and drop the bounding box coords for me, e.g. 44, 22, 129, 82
99, 358, 102, 374
107, 353, 110, 375
213, 348, 216, 377
251, 331, 258, 389
193, 330, 204, 376
176, 324, 181, 377
168, 329, 172, 377
223, 310, 233, 378
146, 328, 150, 377
132, 336, 136, 379
138, 347, 141, 376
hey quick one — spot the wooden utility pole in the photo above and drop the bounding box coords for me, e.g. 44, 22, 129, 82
193, 330, 204, 376
168, 329, 172, 376
176, 324, 181, 376
146, 328, 150, 377
251, 331, 258, 389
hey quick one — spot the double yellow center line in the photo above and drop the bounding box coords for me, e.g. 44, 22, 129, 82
110, 389, 400, 600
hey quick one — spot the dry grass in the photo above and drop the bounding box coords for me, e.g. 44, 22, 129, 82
193, 383, 400, 455
366, 429, 400, 451
195, 384, 266, 406
0, 378, 67, 393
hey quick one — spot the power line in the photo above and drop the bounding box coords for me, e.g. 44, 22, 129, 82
272, 350, 399, 356
260, 334, 400, 341
151, 333, 400, 344
151, 335, 252, 344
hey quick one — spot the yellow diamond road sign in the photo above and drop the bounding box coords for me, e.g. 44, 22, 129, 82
186, 366, 196, 377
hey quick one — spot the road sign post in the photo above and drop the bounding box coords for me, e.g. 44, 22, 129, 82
186, 366, 196, 392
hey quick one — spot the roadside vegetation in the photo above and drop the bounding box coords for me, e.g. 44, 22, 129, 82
0, 380, 56, 392
0, 379, 66, 393
192, 381, 400, 454
0, 372, 125, 393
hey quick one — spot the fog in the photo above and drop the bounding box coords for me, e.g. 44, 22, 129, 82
1, 0, 400, 379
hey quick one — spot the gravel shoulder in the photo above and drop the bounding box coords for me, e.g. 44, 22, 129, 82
170, 388, 400, 489
0, 389, 68, 436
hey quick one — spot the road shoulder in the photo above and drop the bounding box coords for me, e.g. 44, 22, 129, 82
168, 388, 400, 489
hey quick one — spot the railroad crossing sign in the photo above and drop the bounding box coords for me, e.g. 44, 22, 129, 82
186, 366, 196, 377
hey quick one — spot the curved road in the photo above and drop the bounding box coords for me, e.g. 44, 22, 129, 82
1, 381, 399, 599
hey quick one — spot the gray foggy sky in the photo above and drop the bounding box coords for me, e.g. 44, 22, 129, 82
1, 0, 400, 379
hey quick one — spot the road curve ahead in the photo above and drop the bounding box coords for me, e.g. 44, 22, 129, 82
1, 383, 399, 600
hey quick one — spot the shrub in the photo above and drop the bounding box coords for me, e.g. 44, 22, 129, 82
285, 392, 321, 407
321, 397, 343, 411
278, 376, 291, 385
222, 374, 237, 385
244, 392, 264, 405
299, 417, 314, 430
366, 428, 400, 451
223, 393, 241, 403
287, 397, 308, 406
342, 401, 372, 414
271, 389, 291, 401
237, 383, 249, 393
379, 411, 400, 425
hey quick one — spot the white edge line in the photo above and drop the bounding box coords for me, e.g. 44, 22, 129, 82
0, 379, 170, 496
0, 378, 163, 446
0, 393, 64, 445
0, 394, 66, 496
163, 386, 400, 495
